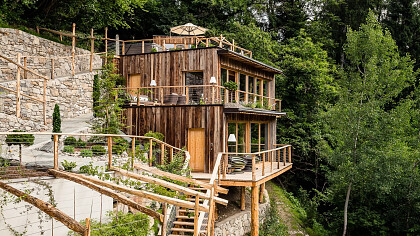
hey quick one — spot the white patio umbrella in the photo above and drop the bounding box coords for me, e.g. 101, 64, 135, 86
170, 23, 208, 36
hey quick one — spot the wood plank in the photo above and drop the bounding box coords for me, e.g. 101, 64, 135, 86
251, 185, 259, 236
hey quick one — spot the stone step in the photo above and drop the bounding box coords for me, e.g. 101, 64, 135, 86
173, 221, 207, 226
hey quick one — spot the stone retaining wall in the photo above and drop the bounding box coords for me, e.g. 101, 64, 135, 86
214, 190, 270, 236
0, 27, 102, 82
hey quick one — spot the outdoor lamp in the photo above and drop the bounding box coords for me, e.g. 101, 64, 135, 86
150, 80, 157, 87
210, 76, 217, 84
228, 134, 237, 143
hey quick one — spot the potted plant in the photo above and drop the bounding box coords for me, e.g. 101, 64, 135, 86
223, 81, 238, 102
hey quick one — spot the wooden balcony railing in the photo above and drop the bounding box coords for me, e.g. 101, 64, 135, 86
114, 85, 282, 112
220, 145, 292, 181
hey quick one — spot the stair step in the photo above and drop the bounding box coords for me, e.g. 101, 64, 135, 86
176, 215, 203, 220
177, 209, 195, 213
174, 221, 207, 226
171, 228, 205, 233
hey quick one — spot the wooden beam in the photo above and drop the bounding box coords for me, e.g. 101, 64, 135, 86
16, 53, 21, 118
161, 203, 167, 236
53, 134, 59, 169
57, 170, 209, 212
194, 194, 199, 236
133, 163, 228, 194
241, 186, 246, 211
43, 79, 47, 125
108, 136, 112, 170
48, 169, 164, 221
72, 23, 76, 76
105, 27, 108, 64
111, 167, 228, 205
251, 185, 259, 236
259, 183, 265, 203
90, 28, 94, 72
84, 218, 91, 236
0, 181, 87, 235
0, 55, 49, 80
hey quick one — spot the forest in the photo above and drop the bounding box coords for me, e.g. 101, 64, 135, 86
1, 0, 419, 235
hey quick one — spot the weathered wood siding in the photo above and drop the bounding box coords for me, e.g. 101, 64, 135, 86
124, 105, 224, 172
120, 48, 219, 88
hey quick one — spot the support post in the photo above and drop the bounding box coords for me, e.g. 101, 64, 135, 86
194, 194, 200, 236
53, 134, 59, 170
211, 85, 215, 104
170, 147, 173, 162
116, 34, 120, 56
160, 143, 164, 165
259, 183, 265, 203
122, 42, 125, 55
105, 27, 108, 64
262, 152, 265, 176
288, 146, 292, 163
222, 154, 227, 179
251, 185, 259, 236
161, 203, 167, 236
252, 155, 256, 181
132, 137, 136, 169
16, 53, 21, 118
162, 40, 166, 51
84, 218, 91, 236
90, 28, 94, 72
43, 79, 47, 125
277, 150, 280, 169
142, 41, 145, 53
219, 34, 223, 47
149, 139, 153, 166
270, 151, 273, 172
186, 88, 189, 104
241, 186, 246, 211
108, 136, 112, 170
72, 23, 76, 76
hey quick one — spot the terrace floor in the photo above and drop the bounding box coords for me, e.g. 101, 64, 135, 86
191, 162, 293, 187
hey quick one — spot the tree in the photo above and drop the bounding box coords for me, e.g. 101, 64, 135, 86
52, 104, 61, 134
5, 130, 35, 166
321, 12, 419, 235
276, 29, 337, 193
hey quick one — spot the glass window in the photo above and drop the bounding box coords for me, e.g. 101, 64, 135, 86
237, 123, 246, 153
221, 68, 227, 85
228, 70, 236, 82
185, 71, 203, 103
239, 74, 246, 91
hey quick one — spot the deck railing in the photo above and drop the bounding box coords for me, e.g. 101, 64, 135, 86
220, 145, 292, 181
114, 85, 282, 112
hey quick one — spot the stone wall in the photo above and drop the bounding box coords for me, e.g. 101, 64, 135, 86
0, 27, 102, 131
0, 27, 102, 82
214, 190, 270, 236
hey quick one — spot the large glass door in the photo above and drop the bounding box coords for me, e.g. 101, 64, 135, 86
227, 121, 269, 153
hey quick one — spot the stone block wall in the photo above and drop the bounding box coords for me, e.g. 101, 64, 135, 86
214, 190, 271, 236
0, 27, 102, 82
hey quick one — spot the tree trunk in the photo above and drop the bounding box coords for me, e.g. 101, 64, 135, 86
0, 181, 86, 234
343, 182, 352, 236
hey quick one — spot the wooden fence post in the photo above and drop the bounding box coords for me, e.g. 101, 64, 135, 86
16, 53, 21, 118
51, 58, 54, 79
251, 185, 259, 236
105, 27, 108, 64
72, 23, 76, 76
252, 155, 256, 181
262, 152, 265, 176
53, 134, 59, 170
194, 194, 200, 236
149, 139, 153, 166
160, 143, 164, 165
288, 146, 292, 163
43, 78, 47, 125
161, 203, 167, 236
142, 41, 144, 53
259, 183, 265, 204
283, 148, 286, 166
84, 218, 91, 236
90, 28, 94, 72
132, 137, 136, 169
170, 147, 173, 163
122, 42, 125, 55
108, 136, 112, 170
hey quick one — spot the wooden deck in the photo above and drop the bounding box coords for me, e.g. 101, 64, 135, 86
191, 162, 293, 187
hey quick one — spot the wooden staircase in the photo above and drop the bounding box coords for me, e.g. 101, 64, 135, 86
169, 187, 208, 235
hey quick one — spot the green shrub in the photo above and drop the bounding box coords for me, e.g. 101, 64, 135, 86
92, 145, 106, 156
112, 144, 127, 155
63, 146, 75, 153
76, 138, 87, 147
5, 130, 34, 146
88, 136, 106, 145
223, 81, 238, 91
64, 137, 77, 146
61, 160, 77, 171
80, 149, 93, 157
52, 104, 61, 133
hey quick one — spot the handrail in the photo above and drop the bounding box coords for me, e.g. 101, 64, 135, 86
225, 144, 292, 156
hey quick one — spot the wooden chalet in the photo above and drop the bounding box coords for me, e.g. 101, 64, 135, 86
116, 35, 293, 235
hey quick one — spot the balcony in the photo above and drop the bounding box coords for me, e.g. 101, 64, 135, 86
115, 85, 282, 112
191, 145, 293, 187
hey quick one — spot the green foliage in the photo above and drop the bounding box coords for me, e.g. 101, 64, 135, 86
61, 160, 77, 171
63, 146, 75, 154
144, 131, 164, 141
64, 137, 77, 146
259, 200, 289, 236
321, 12, 419, 235
70, 211, 152, 236
5, 130, 34, 146
76, 138, 87, 147
91, 58, 126, 134
52, 104, 61, 133
80, 149, 93, 157
223, 81, 238, 91
93, 74, 100, 117
91, 145, 106, 156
